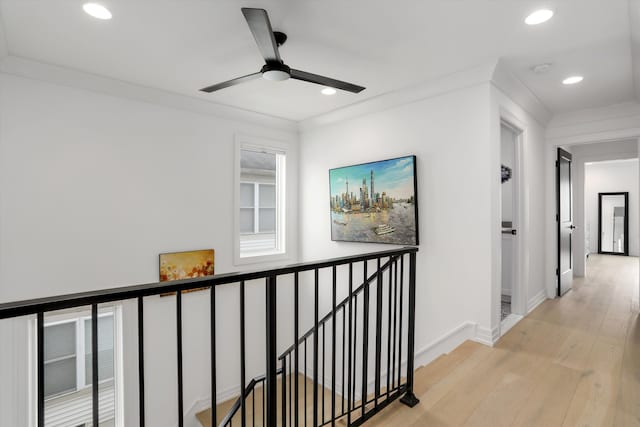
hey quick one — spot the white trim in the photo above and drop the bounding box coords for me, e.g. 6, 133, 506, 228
0, 56, 297, 133
413, 321, 477, 368
0, 9, 8, 59
181, 382, 242, 427
526, 289, 547, 313
491, 60, 552, 126
298, 61, 498, 132
499, 314, 523, 337
473, 325, 500, 346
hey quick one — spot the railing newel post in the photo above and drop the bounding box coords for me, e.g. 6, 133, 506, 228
400, 251, 420, 408
265, 275, 278, 427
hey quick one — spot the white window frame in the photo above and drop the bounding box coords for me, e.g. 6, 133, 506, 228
240, 182, 277, 235
235, 134, 288, 264
43, 311, 115, 400
29, 305, 124, 427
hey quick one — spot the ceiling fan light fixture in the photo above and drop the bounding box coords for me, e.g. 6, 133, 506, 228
262, 70, 290, 82
525, 9, 554, 25
321, 87, 337, 95
82, 3, 112, 20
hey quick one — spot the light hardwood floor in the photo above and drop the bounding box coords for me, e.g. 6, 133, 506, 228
364, 254, 640, 426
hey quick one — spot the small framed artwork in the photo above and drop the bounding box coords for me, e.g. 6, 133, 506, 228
329, 155, 419, 245
159, 249, 215, 295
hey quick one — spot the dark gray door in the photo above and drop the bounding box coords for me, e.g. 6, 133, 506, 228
557, 148, 574, 296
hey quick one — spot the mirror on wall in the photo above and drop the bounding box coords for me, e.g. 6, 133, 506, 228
598, 192, 629, 255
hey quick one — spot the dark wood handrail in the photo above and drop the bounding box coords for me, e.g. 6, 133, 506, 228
0, 247, 418, 320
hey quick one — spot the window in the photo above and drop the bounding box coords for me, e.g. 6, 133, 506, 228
41, 308, 118, 426
237, 142, 286, 260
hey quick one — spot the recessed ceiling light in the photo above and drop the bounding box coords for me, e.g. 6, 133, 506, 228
83, 3, 112, 20
321, 87, 337, 96
563, 76, 584, 85
525, 9, 554, 25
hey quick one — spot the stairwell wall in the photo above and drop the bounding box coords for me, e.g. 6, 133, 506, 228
0, 71, 299, 427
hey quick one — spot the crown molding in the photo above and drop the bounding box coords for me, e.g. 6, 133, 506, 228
490, 59, 552, 126
546, 102, 640, 145
0, 55, 298, 133
630, 0, 640, 101
298, 60, 499, 133
0, 10, 8, 60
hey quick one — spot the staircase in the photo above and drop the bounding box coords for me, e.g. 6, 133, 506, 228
198, 249, 419, 427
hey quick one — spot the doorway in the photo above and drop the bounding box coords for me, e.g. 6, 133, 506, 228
500, 121, 523, 329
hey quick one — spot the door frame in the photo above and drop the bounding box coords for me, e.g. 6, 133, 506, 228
556, 147, 574, 297
499, 118, 526, 325
598, 191, 630, 256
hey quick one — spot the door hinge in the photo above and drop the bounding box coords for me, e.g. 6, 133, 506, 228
556, 268, 559, 276
556, 214, 559, 222
555, 160, 559, 167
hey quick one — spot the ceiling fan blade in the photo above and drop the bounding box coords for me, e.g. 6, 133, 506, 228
241, 8, 282, 63
199, 72, 262, 93
290, 69, 365, 93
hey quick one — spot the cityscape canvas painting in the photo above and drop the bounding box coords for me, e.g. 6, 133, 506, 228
330, 156, 419, 245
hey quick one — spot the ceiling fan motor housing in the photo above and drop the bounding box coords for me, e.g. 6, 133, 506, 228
261, 62, 291, 81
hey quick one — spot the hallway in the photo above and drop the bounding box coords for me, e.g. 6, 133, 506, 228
364, 255, 640, 426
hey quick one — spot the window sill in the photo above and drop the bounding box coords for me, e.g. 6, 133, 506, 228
235, 250, 289, 266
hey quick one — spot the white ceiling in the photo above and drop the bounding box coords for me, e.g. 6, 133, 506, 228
0, 0, 637, 121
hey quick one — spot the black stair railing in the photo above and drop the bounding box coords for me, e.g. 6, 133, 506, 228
0, 246, 418, 427
219, 248, 419, 427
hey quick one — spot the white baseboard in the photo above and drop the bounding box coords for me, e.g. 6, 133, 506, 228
182, 383, 241, 427
413, 321, 477, 369
527, 289, 547, 313
473, 325, 500, 347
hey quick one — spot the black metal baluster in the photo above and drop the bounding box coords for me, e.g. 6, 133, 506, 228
92, 303, 99, 427
386, 260, 393, 398
177, 291, 184, 427
392, 260, 398, 391
262, 381, 265, 427
289, 353, 292, 427
361, 261, 369, 418
265, 275, 278, 427
252, 389, 256, 427
400, 252, 419, 408
281, 356, 287, 427
331, 266, 337, 426
352, 297, 358, 410
304, 338, 308, 427
341, 306, 345, 416
322, 322, 325, 423
294, 272, 299, 427
313, 269, 319, 427
211, 286, 217, 427
374, 258, 383, 408
37, 312, 44, 427
138, 297, 146, 427
398, 255, 404, 389
240, 281, 247, 427
347, 263, 353, 426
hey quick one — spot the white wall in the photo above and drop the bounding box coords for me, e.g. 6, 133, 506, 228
585, 159, 639, 256
0, 72, 299, 426
299, 82, 496, 367
491, 86, 548, 326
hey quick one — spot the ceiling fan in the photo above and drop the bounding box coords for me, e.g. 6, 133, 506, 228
200, 8, 365, 94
